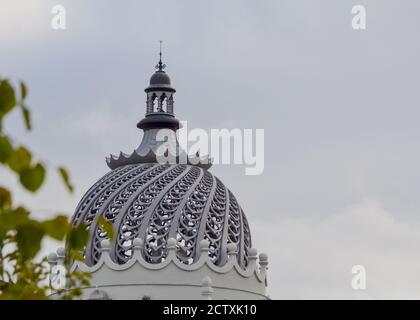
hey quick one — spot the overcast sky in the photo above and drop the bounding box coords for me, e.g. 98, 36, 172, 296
1, 0, 420, 299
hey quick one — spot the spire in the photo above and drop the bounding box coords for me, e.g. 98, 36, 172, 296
155, 40, 166, 71
105, 48, 212, 170
144, 41, 176, 118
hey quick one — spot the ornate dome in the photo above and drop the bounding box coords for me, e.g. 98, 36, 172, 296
144, 47, 176, 93
55, 47, 268, 300
71, 163, 252, 268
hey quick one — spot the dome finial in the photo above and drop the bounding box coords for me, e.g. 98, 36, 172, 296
155, 40, 166, 71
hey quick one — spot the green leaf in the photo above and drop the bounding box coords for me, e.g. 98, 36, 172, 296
0, 135, 13, 163
20, 82, 27, 100
20, 105, 31, 130
11, 206, 30, 222
68, 250, 85, 262
19, 163, 46, 192
16, 222, 45, 261
0, 206, 30, 238
0, 80, 16, 119
0, 186, 12, 209
67, 223, 89, 251
98, 216, 114, 240
57, 166, 74, 193
42, 215, 70, 241
7, 146, 31, 173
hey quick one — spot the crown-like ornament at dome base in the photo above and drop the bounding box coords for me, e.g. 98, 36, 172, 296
106, 139, 212, 170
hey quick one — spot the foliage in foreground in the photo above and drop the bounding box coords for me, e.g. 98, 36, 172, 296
0, 78, 90, 299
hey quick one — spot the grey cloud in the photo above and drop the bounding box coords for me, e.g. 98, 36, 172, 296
1, 0, 420, 298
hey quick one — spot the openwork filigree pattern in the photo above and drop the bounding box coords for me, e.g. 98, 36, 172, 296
88, 164, 171, 264
74, 164, 154, 228
227, 191, 242, 262
71, 164, 138, 225
113, 164, 187, 263
143, 166, 201, 263
242, 211, 252, 267
203, 178, 228, 265
71, 164, 252, 269
175, 171, 214, 264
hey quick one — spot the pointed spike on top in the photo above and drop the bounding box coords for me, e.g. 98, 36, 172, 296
159, 40, 162, 62
155, 40, 166, 71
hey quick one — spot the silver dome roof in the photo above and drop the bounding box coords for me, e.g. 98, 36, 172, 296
150, 70, 171, 85
71, 163, 252, 269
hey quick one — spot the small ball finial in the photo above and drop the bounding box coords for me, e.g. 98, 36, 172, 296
199, 239, 210, 251
259, 252, 268, 262
247, 247, 258, 258
227, 243, 237, 255
100, 239, 111, 251
201, 276, 212, 287
167, 238, 177, 249
201, 276, 213, 300
133, 238, 143, 248
88, 289, 110, 300
47, 252, 58, 264
56, 247, 66, 257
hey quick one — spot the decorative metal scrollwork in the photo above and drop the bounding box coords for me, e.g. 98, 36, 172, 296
88, 164, 172, 264
175, 171, 214, 264
71, 163, 252, 269
71, 164, 138, 225
203, 178, 227, 265
113, 164, 187, 263
227, 191, 243, 264
143, 166, 201, 263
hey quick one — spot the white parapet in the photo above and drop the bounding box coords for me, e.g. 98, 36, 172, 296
48, 238, 269, 300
